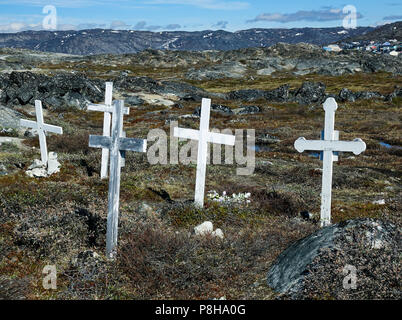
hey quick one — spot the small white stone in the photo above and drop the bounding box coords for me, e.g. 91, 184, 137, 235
194, 221, 213, 236
372, 199, 385, 205
212, 228, 224, 239
28, 159, 45, 170
26, 167, 48, 178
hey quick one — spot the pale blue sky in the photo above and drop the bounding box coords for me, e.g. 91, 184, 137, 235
0, 0, 401, 32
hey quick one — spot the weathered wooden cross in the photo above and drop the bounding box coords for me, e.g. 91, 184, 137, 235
174, 98, 236, 207
87, 82, 129, 179
294, 98, 366, 227
20, 100, 63, 164
89, 100, 147, 258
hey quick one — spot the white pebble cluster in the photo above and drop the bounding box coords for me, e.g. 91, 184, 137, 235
207, 190, 251, 204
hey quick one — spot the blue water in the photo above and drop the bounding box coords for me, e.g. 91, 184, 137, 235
249, 145, 271, 152
379, 142, 402, 149
308, 152, 320, 159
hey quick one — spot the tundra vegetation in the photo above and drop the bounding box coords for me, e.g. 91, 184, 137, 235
0, 44, 400, 300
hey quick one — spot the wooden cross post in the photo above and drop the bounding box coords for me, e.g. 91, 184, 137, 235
89, 100, 147, 258
87, 82, 129, 179
20, 100, 63, 164
294, 98, 366, 227
174, 98, 236, 207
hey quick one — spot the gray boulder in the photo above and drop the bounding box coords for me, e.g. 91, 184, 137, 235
227, 84, 290, 103
0, 71, 104, 110
257, 67, 276, 76
115, 76, 210, 102
194, 103, 233, 116
338, 88, 356, 102
265, 84, 290, 102
233, 105, 261, 115
293, 81, 327, 105
226, 89, 267, 102
185, 61, 247, 80
124, 95, 144, 106
267, 218, 400, 299
0, 164, 7, 176
354, 91, 384, 101
0, 105, 23, 129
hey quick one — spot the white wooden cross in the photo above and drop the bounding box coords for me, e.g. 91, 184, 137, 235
294, 98, 366, 227
20, 100, 63, 164
87, 82, 129, 179
89, 100, 147, 258
174, 98, 236, 207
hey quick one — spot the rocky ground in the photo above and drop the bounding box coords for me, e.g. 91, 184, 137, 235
0, 45, 401, 300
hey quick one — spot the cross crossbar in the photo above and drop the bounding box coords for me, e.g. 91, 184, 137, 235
174, 127, 235, 146
19, 100, 63, 164
295, 138, 366, 155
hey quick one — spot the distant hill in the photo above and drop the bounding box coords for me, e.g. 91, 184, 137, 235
0, 26, 374, 55
340, 21, 401, 43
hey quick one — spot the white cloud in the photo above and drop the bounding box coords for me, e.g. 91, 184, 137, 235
248, 9, 364, 23
0, 20, 184, 33
0, 22, 29, 32
0, 21, 106, 32
165, 24, 181, 30
132, 21, 182, 31
0, 22, 46, 32
110, 20, 131, 30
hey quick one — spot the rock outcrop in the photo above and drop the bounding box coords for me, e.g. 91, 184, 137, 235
0, 72, 104, 110
185, 62, 247, 80
267, 218, 401, 299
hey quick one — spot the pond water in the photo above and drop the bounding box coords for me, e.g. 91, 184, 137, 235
379, 142, 402, 150
249, 144, 272, 152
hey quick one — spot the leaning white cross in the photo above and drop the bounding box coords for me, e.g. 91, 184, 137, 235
174, 98, 236, 207
20, 100, 63, 164
294, 98, 366, 227
89, 100, 147, 259
87, 82, 129, 179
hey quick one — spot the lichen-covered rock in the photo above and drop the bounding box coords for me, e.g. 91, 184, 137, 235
233, 105, 261, 115
293, 81, 327, 105
0, 71, 104, 110
185, 62, 247, 81
194, 103, 233, 116
267, 218, 401, 299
